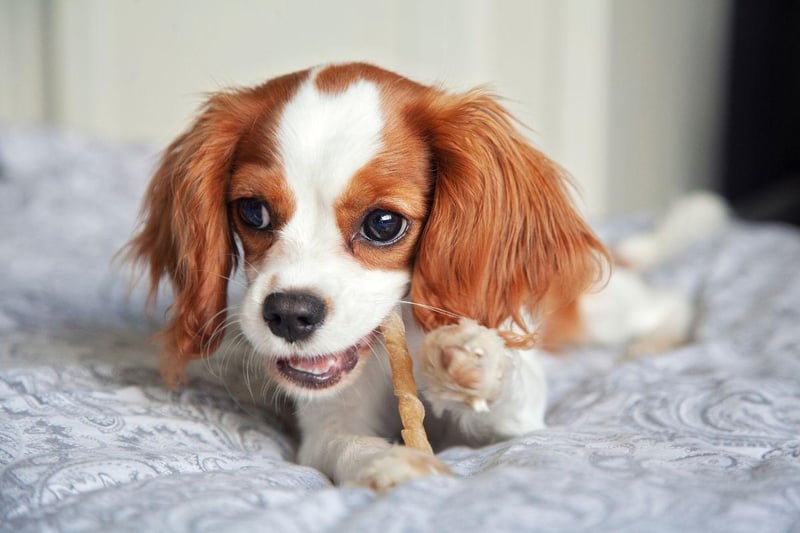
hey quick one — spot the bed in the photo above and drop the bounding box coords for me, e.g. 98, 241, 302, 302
2, 126, 799, 532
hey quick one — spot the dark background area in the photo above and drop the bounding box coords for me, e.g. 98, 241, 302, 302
721, 0, 800, 226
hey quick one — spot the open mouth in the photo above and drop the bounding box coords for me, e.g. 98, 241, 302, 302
273, 335, 373, 389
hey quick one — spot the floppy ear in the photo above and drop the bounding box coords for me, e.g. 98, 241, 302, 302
126, 91, 261, 387
410, 90, 609, 348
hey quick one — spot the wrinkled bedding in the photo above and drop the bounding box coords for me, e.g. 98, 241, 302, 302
1, 127, 799, 532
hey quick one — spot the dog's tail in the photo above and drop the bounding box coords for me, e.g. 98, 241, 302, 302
614, 192, 730, 271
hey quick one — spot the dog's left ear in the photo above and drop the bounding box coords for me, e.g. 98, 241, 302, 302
410, 90, 609, 347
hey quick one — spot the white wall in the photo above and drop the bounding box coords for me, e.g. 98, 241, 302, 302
0, 0, 731, 217
0, 0, 48, 124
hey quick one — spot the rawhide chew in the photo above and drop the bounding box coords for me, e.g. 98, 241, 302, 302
381, 312, 434, 454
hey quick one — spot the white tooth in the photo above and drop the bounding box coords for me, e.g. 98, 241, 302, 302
309, 363, 332, 375
470, 398, 490, 412
290, 356, 336, 375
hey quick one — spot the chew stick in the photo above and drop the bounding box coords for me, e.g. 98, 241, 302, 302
381, 311, 434, 454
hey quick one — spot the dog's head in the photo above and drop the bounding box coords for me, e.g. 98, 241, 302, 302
127, 63, 606, 396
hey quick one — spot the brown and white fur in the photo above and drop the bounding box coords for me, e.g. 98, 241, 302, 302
127, 63, 727, 491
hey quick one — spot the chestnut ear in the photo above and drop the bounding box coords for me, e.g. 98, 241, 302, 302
126, 91, 260, 386
410, 90, 609, 347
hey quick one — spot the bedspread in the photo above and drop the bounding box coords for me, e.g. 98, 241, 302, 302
1, 127, 799, 532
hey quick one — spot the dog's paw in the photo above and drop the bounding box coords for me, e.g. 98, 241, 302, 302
420, 318, 508, 414
350, 446, 450, 493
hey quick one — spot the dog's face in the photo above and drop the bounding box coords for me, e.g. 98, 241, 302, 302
232, 74, 431, 395
128, 63, 606, 396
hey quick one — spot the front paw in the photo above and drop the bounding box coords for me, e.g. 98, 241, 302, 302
350, 446, 450, 493
420, 318, 508, 414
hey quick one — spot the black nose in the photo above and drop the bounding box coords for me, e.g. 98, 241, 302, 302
262, 292, 326, 342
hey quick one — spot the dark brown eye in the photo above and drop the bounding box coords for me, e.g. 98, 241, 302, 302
237, 199, 271, 230
360, 209, 408, 245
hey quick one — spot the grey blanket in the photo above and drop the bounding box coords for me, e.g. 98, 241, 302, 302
1, 127, 799, 532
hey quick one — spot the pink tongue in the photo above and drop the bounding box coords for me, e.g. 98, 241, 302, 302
288, 354, 338, 374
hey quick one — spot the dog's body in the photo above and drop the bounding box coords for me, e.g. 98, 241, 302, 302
128, 64, 727, 491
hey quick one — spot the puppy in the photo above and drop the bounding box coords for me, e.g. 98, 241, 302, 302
128, 63, 708, 491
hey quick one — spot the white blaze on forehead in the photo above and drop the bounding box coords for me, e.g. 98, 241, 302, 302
276, 76, 384, 208
240, 74, 409, 365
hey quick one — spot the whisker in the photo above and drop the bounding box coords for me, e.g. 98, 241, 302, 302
202, 330, 264, 417
192, 304, 239, 352
394, 299, 465, 321
249, 335, 278, 404
243, 343, 259, 405
200, 311, 241, 356
192, 269, 248, 290
240, 256, 266, 279
369, 335, 391, 379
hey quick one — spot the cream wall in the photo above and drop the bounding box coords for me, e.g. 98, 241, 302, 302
608, 0, 732, 215
0, 0, 731, 217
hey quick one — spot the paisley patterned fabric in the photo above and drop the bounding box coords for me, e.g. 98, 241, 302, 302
1, 127, 799, 532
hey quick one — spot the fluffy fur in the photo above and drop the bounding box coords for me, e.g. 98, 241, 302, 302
127, 63, 707, 491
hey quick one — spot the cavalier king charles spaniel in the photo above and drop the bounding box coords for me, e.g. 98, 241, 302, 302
127, 63, 725, 491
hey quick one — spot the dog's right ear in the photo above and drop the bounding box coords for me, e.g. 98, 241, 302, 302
125, 89, 265, 387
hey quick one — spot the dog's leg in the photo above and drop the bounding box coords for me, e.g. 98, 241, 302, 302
540, 195, 728, 357
615, 191, 729, 271
577, 268, 695, 358
538, 267, 694, 358
295, 355, 449, 492
416, 319, 547, 446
